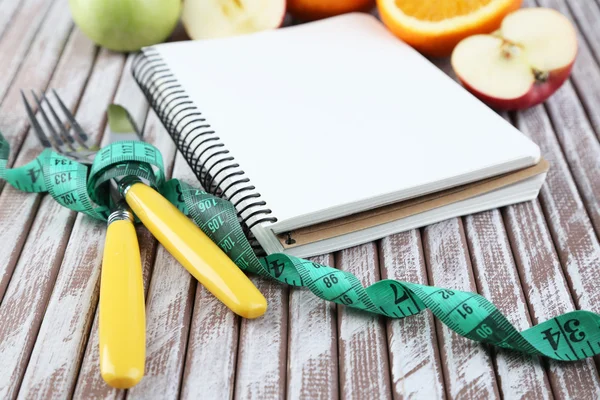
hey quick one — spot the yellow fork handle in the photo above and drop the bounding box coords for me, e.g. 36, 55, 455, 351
124, 182, 268, 319
99, 217, 145, 389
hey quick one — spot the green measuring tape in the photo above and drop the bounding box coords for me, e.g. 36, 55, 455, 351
2, 132, 600, 362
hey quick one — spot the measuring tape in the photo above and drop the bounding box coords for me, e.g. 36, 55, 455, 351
2, 132, 599, 361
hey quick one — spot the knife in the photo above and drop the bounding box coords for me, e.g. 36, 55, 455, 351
99, 194, 145, 389
106, 104, 268, 320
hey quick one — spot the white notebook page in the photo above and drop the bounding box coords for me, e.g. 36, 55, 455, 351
151, 13, 540, 231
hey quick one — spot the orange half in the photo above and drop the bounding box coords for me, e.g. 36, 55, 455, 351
377, 0, 523, 57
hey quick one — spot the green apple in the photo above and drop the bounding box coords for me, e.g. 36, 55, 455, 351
69, 0, 181, 52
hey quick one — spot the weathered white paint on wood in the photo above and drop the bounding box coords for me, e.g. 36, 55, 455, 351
125, 154, 198, 400
537, 0, 600, 143
0, 0, 55, 104
286, 254, 338, 400
464, 210, 551, 399
0, 0, 22, 42
543, 82, 600, 240
1, 2, 600, 398
422, 219, 500, 399
566, 0, 600, 66
0, 198, 75, 400
379, 230, 445, 400
0, 0, 76, 191
0, 26, 98, 400
17, 51, 148, 399
73, 100, 178, 400
515, 106, 600, 314
234, 277, 288, 400
503, 200, 600, 397
336, 243, 392, 400
0, 28, 98, 301
180, 283, 239, 400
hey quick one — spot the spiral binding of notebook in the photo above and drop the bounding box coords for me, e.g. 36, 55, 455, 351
131, 50, 277, 251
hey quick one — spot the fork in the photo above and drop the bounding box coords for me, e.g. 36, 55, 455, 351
22, 89, 145, 389
22, 90, 269, 384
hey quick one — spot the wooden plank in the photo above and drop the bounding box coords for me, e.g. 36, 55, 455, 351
73, 112, 178, 399
0, 200, 75, 400
0, 28, 96, 302
503, 200, 600, 397
379, 230, 445, 399
422, 219, 500, 399
17, 53, 166, 399
124, 154, 198, 400
0, 0, 56, 108
532, 5, 600, 237
514, 104, 600, 315
0, 47, 123, 400
464, 210, 552, 398
0, 0, 22, 42
540, 82, 600, 240
0, 0, 77, 191
234, 276, 288, 399
180, 277, 240, 400
567, 0, 600, 67
535, 0, 600, 143
336, 243, 391, 400
286, 254, 338, 400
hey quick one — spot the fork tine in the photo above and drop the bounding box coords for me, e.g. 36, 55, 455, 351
38, 92, 77, 151
51, 89, 90, 148
41, 92, 75, 143
21, 90, 53, 149
31, 90, 66, 149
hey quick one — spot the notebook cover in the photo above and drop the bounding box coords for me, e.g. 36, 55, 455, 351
277, 158, 549, 249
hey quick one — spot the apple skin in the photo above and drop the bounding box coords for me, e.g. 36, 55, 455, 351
69, 0, 181, 52
455, 60, 575, 111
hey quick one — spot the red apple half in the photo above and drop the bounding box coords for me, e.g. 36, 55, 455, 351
182, 0, 286, 40
451, 8, 577, 111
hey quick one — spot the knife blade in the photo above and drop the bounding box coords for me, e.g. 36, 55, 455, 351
106, 104, 268, 319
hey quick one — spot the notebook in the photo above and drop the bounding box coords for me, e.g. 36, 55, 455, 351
133, 12, 548, 258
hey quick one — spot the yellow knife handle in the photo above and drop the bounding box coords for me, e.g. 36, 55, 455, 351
123, 182, 268, 319
99, 212, 145, 389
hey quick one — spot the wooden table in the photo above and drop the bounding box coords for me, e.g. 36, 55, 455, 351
1, 0, 600, 398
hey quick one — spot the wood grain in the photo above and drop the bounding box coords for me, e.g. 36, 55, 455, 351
1, 2, 600, 399
515, 105, 600, 315
378, 230, 445, 400
124, 154, 199, 400
422, 219, 500, 400
0, 19, 84, 302
16, 52, 158, 400
0, 0, 77, 193
537, 0, 600, 143
336, 243, 392, 400
567, 0, 600, 66
504, 200, 600, 398
0, 27, 96, 302
532, 0, 600, 237
72, 109, 178, 400
234, 277, 288, 399
287, 254, 338, 400
0, 29, 101, 400
0, 0, 22, 42
180, 279, 239, 400
0, 0, 55, 105
0, 198, 76, 400
464, 210, 552, 399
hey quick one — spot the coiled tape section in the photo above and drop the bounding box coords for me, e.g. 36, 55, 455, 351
132, 50, 277, 245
